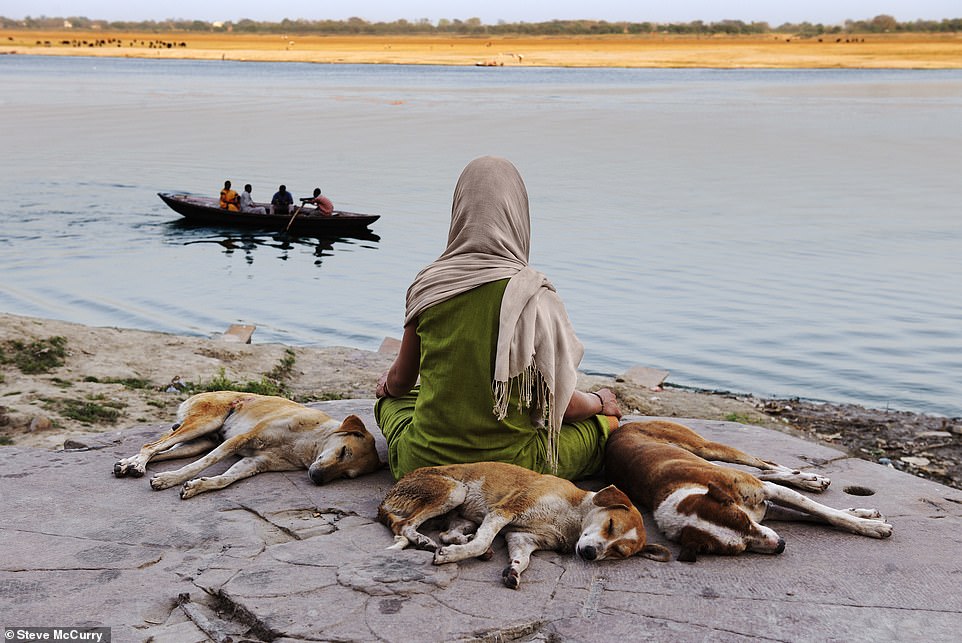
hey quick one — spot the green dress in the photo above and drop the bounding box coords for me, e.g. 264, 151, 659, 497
375, 279, 609, 481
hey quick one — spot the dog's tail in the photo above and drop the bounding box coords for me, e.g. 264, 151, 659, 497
638, 543, 672, 562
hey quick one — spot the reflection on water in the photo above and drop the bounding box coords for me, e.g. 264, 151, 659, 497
163, 219, 380, 266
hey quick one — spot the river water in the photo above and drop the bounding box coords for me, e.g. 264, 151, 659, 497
1, 55, 960, 416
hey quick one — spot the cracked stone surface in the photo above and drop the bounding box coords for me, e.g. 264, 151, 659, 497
2, 400, 961, 641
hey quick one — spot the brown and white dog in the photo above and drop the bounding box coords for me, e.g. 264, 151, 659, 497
604, 420, 893, 562
113, 391, 381, 499
377, 461, 670, 589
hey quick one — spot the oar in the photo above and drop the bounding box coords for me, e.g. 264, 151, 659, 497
284, 203, 305, 233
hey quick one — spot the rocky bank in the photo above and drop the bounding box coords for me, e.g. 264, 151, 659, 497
1, 312, 959, 489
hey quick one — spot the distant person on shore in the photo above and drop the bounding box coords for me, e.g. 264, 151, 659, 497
238, 184, 266, 214
301, 187, 334, 216
219, 180, 239, 211
374, 155, 621, 482
271, 184, 294, 215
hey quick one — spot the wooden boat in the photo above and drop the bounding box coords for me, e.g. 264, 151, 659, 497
158, 192, 380, 235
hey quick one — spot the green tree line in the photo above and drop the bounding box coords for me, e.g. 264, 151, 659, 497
2, 14, 960, 36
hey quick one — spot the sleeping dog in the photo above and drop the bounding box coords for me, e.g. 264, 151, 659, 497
114, 391, 381, 498
604, 420, 893, 562
378, 461, 670, 589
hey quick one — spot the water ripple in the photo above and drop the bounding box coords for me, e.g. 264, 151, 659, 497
3, 58, 961, 416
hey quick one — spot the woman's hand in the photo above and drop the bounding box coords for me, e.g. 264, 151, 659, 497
593, 388, 622, 419
375, 370, 391, 398
563, 387, 622, 422
376, 323, 422, 400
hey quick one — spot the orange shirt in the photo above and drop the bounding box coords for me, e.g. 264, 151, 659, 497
219, 188, 239, 211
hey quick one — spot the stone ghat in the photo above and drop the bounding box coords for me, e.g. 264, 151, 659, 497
2, 400, 960, 641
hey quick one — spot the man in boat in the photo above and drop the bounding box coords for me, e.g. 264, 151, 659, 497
238, 184, 266, 214
219, 180, 239, 211
300, 187, 334, 216
271, 185, 294, 215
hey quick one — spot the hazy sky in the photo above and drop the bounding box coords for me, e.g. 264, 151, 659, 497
5, 1, 959, 26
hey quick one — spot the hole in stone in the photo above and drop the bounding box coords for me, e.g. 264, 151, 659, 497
843, 485, 875, 496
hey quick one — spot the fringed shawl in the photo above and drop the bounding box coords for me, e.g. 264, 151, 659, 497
404, 156, 584, 472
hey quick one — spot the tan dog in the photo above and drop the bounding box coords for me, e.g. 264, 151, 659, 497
604, 420, 893, 562
113, 391, 381, 499
378, 461, 670, 589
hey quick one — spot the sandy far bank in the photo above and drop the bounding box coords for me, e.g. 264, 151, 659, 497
3, 31, 962, 68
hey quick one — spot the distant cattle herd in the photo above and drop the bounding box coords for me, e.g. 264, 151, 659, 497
8, 35, 871, 49
13, 37, 188, 49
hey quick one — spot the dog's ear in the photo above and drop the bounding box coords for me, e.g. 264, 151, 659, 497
336, 414, 368, 435
677, 546, 698, 563
706, 481, 736, 505
592, 485, 633, 510
676, 527, 704, 563
637, 543, 672, 562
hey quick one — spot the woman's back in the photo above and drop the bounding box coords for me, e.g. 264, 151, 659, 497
396, 280, 546, 475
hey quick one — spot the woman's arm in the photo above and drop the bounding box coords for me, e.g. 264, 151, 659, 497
563, 388, 622, 422
376, 322, 420, 398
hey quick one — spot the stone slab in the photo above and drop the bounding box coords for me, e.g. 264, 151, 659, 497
220, 323, 256, 343
618, 365, 670, 390
1, 401, 960, 642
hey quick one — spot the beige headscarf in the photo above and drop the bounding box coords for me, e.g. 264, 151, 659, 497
404, 156, 584, 472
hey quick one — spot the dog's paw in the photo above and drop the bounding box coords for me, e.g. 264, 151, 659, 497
795, 472, 831, 492
846, 508, 893, 539
440, 531, 474, 545
433, 545, 464, 565
860, 519, 894, 539
502, 566, 521, 589
113, 459, 145, 478
409, 533, 440, 553
846, 507, 883, 520
759, 468, 831, 492
149, 472, 179, 490
180, 478, 206, 499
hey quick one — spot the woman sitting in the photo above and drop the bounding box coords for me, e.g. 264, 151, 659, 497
375, 156, 620, 481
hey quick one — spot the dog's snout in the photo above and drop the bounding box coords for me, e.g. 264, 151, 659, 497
309, 467, 326, 485
775, 537, 786, 554
579, 545, 598, 561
